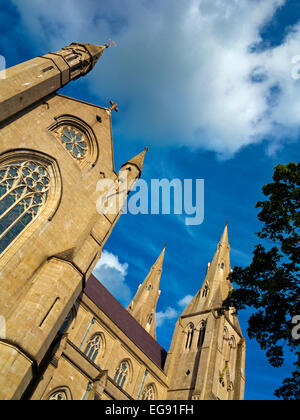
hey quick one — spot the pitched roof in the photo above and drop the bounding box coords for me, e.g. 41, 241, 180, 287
84, 274, 167, 370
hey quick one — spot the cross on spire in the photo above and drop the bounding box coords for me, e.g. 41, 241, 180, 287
109, 100, 119, 113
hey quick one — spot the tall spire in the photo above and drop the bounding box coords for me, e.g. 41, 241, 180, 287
0, 42, 108, 124
182, 224, 232, 317
127, 245, 166, 339
165, 225, 245, 401
219, 223, 229, 247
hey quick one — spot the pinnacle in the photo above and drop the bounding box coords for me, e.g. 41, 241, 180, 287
151, 246, 166, 272
155, 245, 166, 267
122, 148, 148, 174
219, 223, 229, 247
70, 43, 108, 68
126, 245, 165, 338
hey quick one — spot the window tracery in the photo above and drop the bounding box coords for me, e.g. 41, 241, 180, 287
84, 334, 102, 364
49, 115, 99, 169
48, 390, 68, 400
141, 384, 155, 400
114, 361, 129, 389
56, 126, 88, 160
0, 160, 50, 255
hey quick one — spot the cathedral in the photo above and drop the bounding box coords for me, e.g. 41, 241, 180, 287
0, 43, 246, 400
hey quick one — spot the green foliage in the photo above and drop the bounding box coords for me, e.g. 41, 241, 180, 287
222, 162, 300, 400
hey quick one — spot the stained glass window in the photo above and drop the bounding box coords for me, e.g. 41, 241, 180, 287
84, 334, 102, 364
57, 126, 88, 160
48, 391, 67, 400
114, 361, 129, 389
49, 116, 98, 170
141, 384, 155, 400
0, 160, 50, 255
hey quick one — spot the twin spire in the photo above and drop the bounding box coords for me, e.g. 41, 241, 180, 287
127, 225, 231, 339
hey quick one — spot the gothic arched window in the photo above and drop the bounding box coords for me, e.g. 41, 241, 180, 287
221, 327, 228, 356
60, 311, 72, 334
222, 327, 229, 351
229, 336, 236, 366
60, 305, 77, 334
229, 336, 236, 350
114, 361, 129, 389
146, 313, 153, 333
185, 323, 194, 350
141, 384, 155, 400
48, 390, 67, 400
84, 334, 102, 364
47, 387, 72, 401
202, 284, 209, 298
198, 320, 206, 349
228, 382, 234, 397
0, 160, 50, 255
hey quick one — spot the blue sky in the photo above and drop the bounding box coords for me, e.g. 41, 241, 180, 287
1, 0, 299, 400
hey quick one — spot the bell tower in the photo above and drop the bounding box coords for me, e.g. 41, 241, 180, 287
165, 225, 246, 400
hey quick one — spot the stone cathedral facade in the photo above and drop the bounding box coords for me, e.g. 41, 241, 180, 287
0, 43, 246, 400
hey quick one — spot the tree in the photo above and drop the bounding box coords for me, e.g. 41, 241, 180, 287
222, 162, 300, 400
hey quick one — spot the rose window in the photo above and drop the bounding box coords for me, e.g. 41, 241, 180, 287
59, 126, 88, 160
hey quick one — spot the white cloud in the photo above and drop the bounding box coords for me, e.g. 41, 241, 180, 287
156, 295, 194, 328
178, 295, 194, 308
156, 307, 178, 327
12, 0, 300, 157
93, 250, 132, 305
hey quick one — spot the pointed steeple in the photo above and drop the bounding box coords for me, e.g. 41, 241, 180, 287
153, 244, 166, 270
100, 148, 148, 221
182, 224, 232, 317
127, 245, 166, 339
77, 42, 109, 68
0, 42, 109, 124
121, 147, 148, 176
219, 222, 229, 247
165, 225, 246, 400
66, 43, 109, 76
